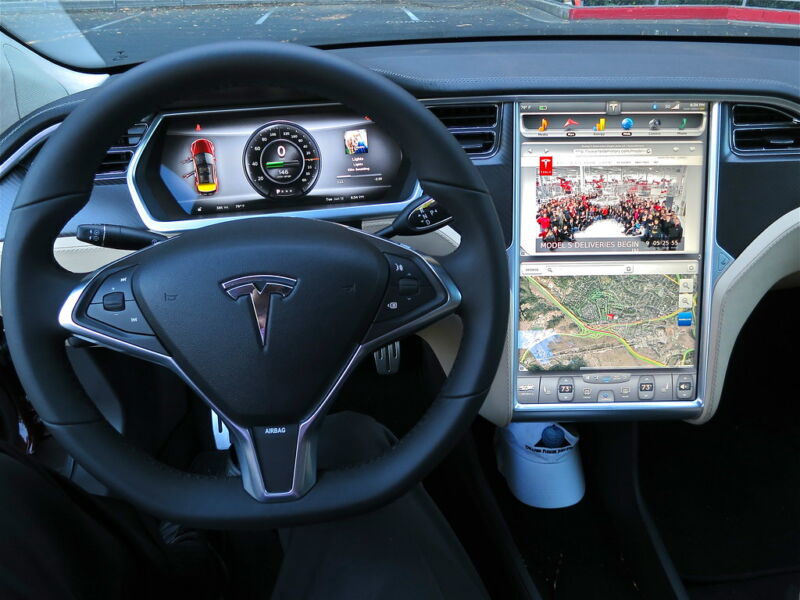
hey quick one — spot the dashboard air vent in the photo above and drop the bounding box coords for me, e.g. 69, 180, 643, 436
97, 150, 134, 175
452, 131, 496, 154
428, 103, 500, 156
429, 104, 498, 128
731, 104, 800, 154
732, 104, 796, 126
96, 123, 148, 179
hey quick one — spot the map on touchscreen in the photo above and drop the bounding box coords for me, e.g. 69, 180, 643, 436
518, 265, 697, 372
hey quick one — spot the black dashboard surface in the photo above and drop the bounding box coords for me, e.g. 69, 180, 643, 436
339, 40, 800, 98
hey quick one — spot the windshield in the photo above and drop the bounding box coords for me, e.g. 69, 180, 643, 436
1, 0, 798, 70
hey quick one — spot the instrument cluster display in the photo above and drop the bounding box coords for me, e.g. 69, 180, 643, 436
155, 108, 404, 216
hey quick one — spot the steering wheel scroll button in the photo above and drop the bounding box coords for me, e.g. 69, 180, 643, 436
252, 425, 299, 493
102, 292, 126, 312
397, 278, 420, 296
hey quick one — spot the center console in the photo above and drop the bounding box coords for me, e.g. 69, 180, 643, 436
513, 98, 715, 417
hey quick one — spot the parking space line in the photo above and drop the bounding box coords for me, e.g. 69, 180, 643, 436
401, 7, 420, 22
512, 7, 560, 23
88, 13, 142, 31
512, 8, 540, 21
255, 8, 278, 24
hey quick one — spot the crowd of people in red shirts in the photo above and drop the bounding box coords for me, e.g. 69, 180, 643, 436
536, 193, 684, 249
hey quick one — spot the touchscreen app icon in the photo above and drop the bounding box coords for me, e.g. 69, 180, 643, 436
539, 156, 553, 176
563, 118, 579, 129
594, 118, 606, 132
538, 118, 549, 132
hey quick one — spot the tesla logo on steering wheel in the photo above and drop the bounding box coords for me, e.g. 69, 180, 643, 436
221, 275, 297, 347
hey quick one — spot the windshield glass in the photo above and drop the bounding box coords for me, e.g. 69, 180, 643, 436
1, 0, 798, 69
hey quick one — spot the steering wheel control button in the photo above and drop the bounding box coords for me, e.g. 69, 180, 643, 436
87, 301, 154, 335
91, 267, 136, 302
102, 292, 125, 312
597, 390, 615, 403
252, 424, 299, 493
397, 277, 420, 296
375, 254, 440, 322
674, 374, 695, 399
638, 375, 655, 400
386, 254, 419, 281
557, 377, 574, 402
517, 378, 540, 404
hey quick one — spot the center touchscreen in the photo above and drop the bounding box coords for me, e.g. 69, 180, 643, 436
516, 100, 708, 406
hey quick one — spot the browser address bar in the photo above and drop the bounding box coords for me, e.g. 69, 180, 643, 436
572, 147, 652, 155
521, 263, 634, 276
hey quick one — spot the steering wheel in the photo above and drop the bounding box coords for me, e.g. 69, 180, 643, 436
1, 42, 508, 529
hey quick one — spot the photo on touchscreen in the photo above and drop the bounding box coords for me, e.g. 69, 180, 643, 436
533, 166, 686, 251
520, 141, 704, 256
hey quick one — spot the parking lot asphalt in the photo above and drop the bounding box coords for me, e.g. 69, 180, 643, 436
2, 1, 565, 66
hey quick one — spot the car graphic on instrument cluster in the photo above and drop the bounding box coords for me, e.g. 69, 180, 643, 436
190, 138, 218, 195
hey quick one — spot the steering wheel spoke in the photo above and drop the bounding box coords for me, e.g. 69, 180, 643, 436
229, 413, 319, 501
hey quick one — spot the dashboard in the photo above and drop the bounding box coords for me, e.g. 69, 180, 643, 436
0, 39, 798, 427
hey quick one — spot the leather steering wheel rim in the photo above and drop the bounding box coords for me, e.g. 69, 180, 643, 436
1, 42, 508, 529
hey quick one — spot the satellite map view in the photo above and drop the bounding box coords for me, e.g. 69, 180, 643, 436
518, 272, 697, 371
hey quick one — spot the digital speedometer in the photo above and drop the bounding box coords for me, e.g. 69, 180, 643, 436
243, 122, 321, 199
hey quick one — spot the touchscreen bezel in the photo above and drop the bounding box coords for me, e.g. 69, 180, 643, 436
512, 97, 719, 417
